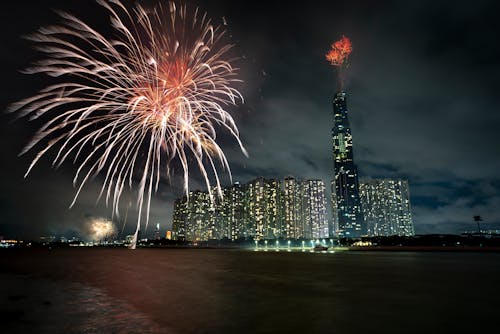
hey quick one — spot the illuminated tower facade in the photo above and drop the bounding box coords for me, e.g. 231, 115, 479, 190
331, 92, 365, 237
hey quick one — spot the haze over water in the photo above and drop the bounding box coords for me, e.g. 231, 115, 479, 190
1, 249, 499, 334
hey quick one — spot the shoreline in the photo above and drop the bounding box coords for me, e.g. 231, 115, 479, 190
4, 245, 500, 253
344, 246, 500, 252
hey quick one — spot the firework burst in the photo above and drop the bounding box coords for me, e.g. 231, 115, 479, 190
87, 217, 117, 242
326, 35, 352, 90
9, 0, 247, 248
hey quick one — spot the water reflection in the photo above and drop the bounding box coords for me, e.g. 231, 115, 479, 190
1, 249, 500, 334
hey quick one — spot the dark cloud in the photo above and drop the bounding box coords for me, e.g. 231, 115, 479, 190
1, 0, 499, 238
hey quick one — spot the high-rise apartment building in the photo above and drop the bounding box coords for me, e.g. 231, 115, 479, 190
245, 178, 282, 240
359, 178, 415, 236
172, 197, 187, 241
283, 177, 300, 239
172, 177, 328, 242
303, 179, 329, 239
228, 182, 245, 240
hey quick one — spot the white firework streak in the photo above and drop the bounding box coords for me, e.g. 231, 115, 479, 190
9, 0, 247, 243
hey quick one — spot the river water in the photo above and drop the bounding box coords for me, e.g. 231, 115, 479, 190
1, 248, 499, 333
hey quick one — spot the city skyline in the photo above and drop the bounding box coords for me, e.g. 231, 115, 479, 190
169, 85, 416, 241
1, 0, 500, 239
170, 174, 415, 241
172, 176, 330, 242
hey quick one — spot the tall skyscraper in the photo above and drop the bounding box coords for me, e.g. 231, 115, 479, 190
359, 178, 415, 236
331, 92, 365, 237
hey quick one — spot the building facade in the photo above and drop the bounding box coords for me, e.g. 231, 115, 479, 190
359, 178, 415, 236
303, 179, 329, 239
283, 177, 300, 239
172, 197, 188, 241
172, 177, 328, 242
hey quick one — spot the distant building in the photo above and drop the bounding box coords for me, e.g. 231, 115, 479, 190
359, 178, 415, 236
172, 197, 188, 241
40, 235, 56, 244
154, 223, 160, 240
331, 92, 365, 237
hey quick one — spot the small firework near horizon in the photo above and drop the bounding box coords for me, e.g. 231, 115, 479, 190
87, 217, 117, 242
9, 0, 247, 248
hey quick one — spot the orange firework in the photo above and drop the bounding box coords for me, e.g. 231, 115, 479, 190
326, 36, 352, 66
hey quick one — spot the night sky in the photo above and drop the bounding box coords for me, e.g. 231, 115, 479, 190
1, 0, 499, 239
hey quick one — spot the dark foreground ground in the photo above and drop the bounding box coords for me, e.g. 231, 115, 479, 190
1, 249, 499, 334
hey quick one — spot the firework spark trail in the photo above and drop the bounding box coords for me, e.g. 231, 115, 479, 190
326, 35, 352, 90
9, 0, 247, 248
